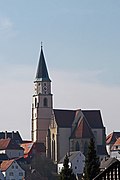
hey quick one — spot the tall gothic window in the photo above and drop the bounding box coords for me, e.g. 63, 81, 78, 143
52, 134, 55, 161
43, 97, 48, 107
75, 141, 80, 151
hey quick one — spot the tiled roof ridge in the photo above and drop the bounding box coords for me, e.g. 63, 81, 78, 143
0, 159, 14, 171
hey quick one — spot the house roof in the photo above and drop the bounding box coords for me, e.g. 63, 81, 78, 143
21, 142, 33, 155
0, 159, 14, 171
70, 117, 94, 139
0, 131, 22, 144
0, 138, 23, 150
113, 137, 120, 146
100, 157, 119, 169
20, 142, 45, 155
82, 110, 104, 129
111, 137, 120, 150
35, 46, 51, 82
106, 131, 120, 145
0, 154, 9, 162
59, 151, 84, 163
53, 109, 76, 128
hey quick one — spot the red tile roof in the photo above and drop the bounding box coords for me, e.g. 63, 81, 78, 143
20, 142, 45, 157
113, 137, 120, 146
106, 132, 120, 145
0, 138, 23, 150
0, 159, 14, 171
21, 142, 33, 155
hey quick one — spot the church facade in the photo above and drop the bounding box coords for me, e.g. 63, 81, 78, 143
32, 46, 107, 163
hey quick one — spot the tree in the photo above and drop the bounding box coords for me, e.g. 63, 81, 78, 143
59, 154, 77, 180
84, 138, 100, 180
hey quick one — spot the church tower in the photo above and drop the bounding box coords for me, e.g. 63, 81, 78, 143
32, 45, 53, 144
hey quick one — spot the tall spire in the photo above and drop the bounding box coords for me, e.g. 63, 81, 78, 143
35, 44, 51, 82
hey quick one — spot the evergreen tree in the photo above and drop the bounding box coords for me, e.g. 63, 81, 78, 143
59, 154, 77, 180
84, 138, 100, 180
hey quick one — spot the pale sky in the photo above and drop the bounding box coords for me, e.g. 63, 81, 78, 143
0, 1, 120, 140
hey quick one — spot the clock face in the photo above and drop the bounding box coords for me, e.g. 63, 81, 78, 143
43, 84, 47, 94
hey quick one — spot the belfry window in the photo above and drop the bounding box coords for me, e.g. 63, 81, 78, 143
43, 98, 48, 107
35, 98, 37, 107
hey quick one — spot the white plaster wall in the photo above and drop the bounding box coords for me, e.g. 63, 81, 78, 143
106, 145, 110, 155
71, 152, 85, 175
58, 162, 71, 174
0, 150, 5, 154
59, 128, 71, 160
111, 151, 120, 160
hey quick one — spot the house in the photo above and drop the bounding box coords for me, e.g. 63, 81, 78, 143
93, 157, 120, 180
0, 159, 25, 180
110, 137, 120, 160
20, 141, 45, 159
106, 131, 120, 155
58, 151, 85, 176
0, 138, 24, 159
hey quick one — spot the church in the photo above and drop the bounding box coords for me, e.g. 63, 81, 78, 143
31, 45, 107, 163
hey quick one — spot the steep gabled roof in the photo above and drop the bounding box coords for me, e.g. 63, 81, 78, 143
53, 109, 76, 128
59, 151, 84, 163
82, 110, 104, 128
106, 131, 120, 145
21, 142, 33, 155
0, 138, 23, 150
20, 142, 46, 156
0, 159, 14, 171
70, 117, 94, 139
35, 46, 51, 82
111, 137, 120, 151
100, 157, 119, 169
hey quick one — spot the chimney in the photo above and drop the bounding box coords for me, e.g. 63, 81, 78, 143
5, 131, 7, 139
12, 131, 14, 139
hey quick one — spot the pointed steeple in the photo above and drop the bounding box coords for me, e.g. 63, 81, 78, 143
35, 45, 51, 82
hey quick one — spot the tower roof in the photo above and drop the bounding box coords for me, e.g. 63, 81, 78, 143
35, 46, 51, 82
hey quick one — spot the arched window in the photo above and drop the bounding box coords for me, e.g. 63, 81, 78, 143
52, 134, 55, 161
75, 141, 80, 151
35, 98, 37, 107
43, 98, 48, 107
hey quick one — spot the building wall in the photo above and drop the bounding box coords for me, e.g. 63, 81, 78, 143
92, 128, 104, 145
59, 128, 71, 161
4, 161, 25, 180
58, 152, 85, 175
0, 170, 4, 180
6, 149, 24, 159
111, 150, 120, 160
71, 152, 85, 175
